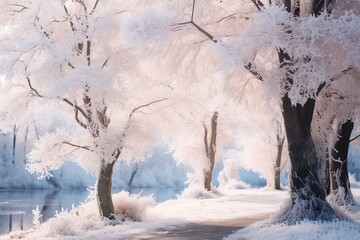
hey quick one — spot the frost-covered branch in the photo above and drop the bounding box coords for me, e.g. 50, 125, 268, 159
27, 74, 89, 129
9, 3, 28, 14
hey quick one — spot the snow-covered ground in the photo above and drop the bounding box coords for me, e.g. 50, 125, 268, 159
3, 188, 360, 240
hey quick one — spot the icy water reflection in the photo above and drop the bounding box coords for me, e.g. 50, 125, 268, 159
0, 187, 182, 235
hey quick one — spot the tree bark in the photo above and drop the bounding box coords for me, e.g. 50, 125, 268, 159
329, 120, 354, 205
97, 161, 116, 219
204, 111, 218, 191
277, 95, 337, 222
282, 96, 326, 201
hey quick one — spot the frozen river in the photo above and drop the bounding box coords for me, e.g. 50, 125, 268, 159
0, 187, 182, 235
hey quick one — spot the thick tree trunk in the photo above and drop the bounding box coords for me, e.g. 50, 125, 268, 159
204, 111, 218, 191
274, 137, 284, 190
277, 95, 337, 222
282, 96, 325, 200
329, 120, 354, 205
97, 161, 116, 219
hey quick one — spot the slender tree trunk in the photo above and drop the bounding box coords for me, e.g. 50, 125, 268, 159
274, 137, 285, 190
329, 120, 354, 205
12, 125, 17, 165
97, 161, 116, 219
204, 111, 218, 191
23, 126, 29, 164
324, 152, 331, 195
128, 163, 139, 187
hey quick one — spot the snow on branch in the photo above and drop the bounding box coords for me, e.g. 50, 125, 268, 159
27, 129, 88, 178
26, 74, 89, 129
217, 4, 360, 105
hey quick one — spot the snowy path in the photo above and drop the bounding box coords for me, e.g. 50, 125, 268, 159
138, 214, 269, 240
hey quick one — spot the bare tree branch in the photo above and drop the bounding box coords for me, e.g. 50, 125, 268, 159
9, 3, 28, 14
330, 67, 353, 82
62, 141, 93, 151
101, 57, 110, 69
60, 0, 76, 32
250, 0, 265, 12
128, 98, 169, 121
350, 134, 360, 143
90, 0, 100, 15
174, 0, 217, 43
244, 62, 264, 81
26, 76, 44, 98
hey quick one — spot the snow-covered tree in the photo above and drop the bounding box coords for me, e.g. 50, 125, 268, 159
220, 0, 360, 222
239, 101, 289, 190
0, 0, 169, 219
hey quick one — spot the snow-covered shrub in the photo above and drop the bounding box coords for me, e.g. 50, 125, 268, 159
178, 184, 221, 199
113, 191, 155, 221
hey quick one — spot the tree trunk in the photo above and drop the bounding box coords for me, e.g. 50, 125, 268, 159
329, 120, 354, 205
97, 161, 116, 219
204, 111, 218, 191
12, 125, 17, 165
23, 126, 29, 164
277, 95, 337, 223
274, 137, 285, 190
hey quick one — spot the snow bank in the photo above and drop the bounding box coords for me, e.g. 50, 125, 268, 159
225, 220, 360, 240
